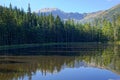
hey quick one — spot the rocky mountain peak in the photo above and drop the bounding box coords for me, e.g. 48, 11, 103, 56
38, 8, 60, 13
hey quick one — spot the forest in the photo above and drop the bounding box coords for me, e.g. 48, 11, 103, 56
0, 4, 120, 45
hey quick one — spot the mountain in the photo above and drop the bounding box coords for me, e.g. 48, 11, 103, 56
81, 4, 120, 23
35, 8, 87, 21
100, 4, 120, 19
35, 4, 120, 22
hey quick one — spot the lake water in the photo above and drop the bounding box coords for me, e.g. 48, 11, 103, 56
0, 43, 120, 80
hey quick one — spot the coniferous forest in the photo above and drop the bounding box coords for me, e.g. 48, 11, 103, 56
0, 4, 120, 46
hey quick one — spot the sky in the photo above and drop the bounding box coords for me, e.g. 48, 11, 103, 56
0, 0, 120, 13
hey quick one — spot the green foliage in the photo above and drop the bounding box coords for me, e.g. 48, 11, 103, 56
0, 4, 120, 45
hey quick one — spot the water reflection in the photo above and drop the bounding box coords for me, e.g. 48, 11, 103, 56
0, 44, 120, 80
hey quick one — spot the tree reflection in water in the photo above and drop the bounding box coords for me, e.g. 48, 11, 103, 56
0, 44, 120, 80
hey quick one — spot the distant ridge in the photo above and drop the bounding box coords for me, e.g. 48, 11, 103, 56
35, 8, 87, 21
35, 4, 120, 22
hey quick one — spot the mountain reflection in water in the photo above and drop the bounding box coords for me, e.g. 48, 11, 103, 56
0, 43, 120, 80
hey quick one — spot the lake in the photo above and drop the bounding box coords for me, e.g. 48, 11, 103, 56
0, 43, 120, 80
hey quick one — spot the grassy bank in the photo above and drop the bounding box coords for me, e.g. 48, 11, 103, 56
0, 43, 61, 50
115, 41, 120, 45
0, 42, 112, 51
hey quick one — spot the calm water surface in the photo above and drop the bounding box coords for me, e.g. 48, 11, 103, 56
0, 43, 120, 80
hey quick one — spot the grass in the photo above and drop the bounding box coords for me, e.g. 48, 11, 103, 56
0, 44, 40, 50
0, 42, 110, 51
115, 41, 120, 45
0, 43, 61, 50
